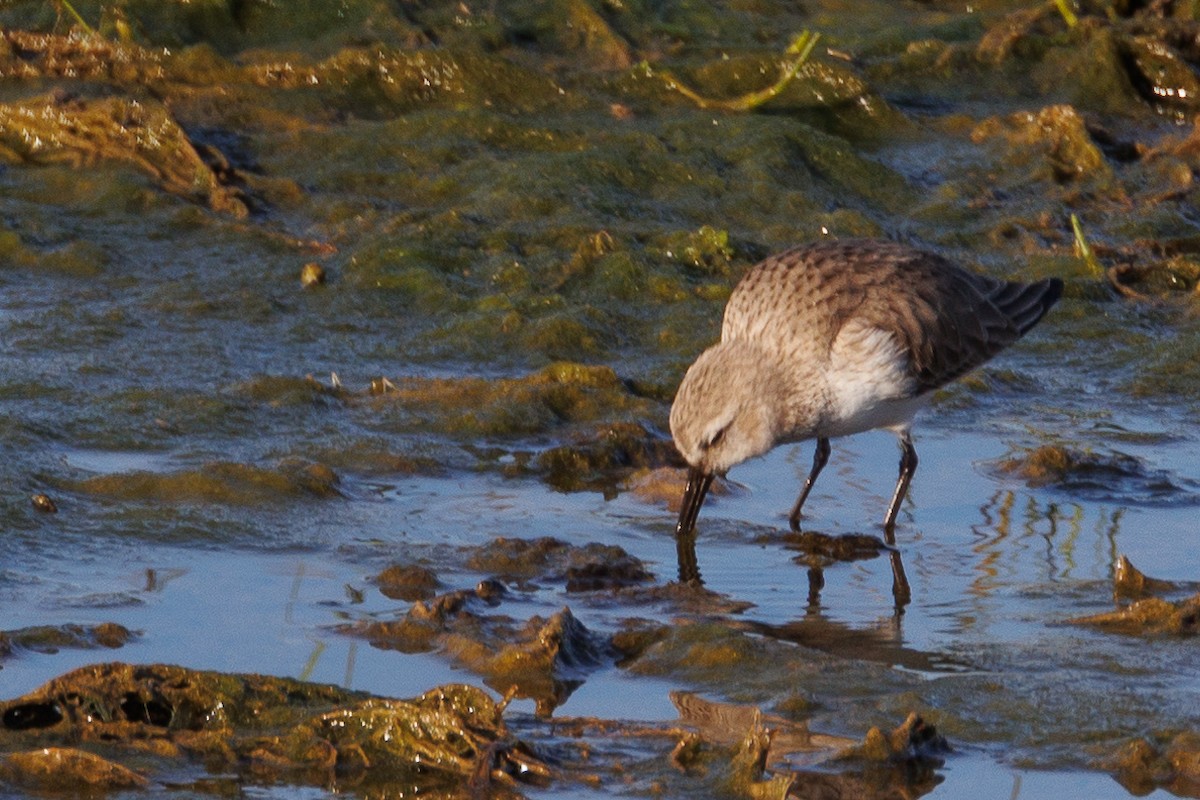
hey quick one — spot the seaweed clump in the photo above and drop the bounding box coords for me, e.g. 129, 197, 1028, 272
0, 662, 547, 794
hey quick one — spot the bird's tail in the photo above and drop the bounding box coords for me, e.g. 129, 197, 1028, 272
988, 277, 1065, 336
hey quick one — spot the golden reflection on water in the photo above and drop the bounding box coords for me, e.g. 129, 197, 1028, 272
971, 490, 1127, 596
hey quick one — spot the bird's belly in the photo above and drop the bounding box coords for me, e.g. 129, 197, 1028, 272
813, 323, 925, 437
817, 393, 927, 438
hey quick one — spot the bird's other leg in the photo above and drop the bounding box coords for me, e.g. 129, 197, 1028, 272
883, 429, 918, 543
789, 437, 831, 531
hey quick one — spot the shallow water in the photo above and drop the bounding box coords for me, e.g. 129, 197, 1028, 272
3, 0, 1200, 796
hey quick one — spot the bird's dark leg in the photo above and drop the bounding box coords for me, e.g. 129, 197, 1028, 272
676, 529, 702, 586
789, 437, 830, 531
883, 430, 918, 542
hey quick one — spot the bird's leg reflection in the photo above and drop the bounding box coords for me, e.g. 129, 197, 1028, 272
806, 565, 824, 609
788, 520, 912, 613
889, 548, 911, 612
676, 530, 702, 586
675, 520, 911, 612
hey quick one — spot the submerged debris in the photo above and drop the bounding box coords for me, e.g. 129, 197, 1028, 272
778, 531, 891, 567
971, 104, 1111, 185
464, 536, 653, 591
672, 692, 855, 767
300, 262, 326, 288
0, 622, 133, 660
666, 694, 946, 799
29, 493, 56, 513
623, 466, 730, 511
838, 712, 950, 764
537, 421, 677, 493
372, 563, 442, 602
1106, 257, 1200, 301
1067, 556, 1198, 635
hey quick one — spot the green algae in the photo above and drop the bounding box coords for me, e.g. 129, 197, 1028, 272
70, 459, 342, 505
363, 362, 662, 446
1106, 732, 1200, 796
1069, 594, 1200, 636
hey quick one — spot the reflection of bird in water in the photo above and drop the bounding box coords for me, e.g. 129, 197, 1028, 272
671, 238, 1063, 541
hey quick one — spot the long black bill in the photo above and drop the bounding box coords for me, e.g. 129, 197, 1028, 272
675, 466, 714, 538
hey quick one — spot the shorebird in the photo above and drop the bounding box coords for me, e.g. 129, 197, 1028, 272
670, 238, 1063, 540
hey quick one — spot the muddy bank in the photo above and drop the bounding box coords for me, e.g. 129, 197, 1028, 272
0, 660, 956, 798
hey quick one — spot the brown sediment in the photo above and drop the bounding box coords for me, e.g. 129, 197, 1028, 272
776, 530, 891, 567
624, 466, 730, 511
1071, 549, 1198, 635
1104, 732, 1200, 796
373, 563, 441, 602
352, 537, 760, 720
1068, 593, 1200, 635
992, 443, 1192, 503
0, 747, 149, 791
464, 535, 654, 590
342, 565, 618, 715
970, 104, 1110, 185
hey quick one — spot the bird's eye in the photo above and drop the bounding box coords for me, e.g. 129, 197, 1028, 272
704, 426, 727, 450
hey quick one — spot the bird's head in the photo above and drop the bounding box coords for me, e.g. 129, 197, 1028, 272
670, 342, 781, 476
669, 341, 785, 537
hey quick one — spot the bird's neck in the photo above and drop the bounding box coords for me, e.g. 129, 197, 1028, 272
726, 339, 816, 442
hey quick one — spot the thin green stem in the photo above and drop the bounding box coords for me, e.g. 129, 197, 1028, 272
58, 0, 96, 34
1053, 0, 1078, 28
1071, 213, 1103, 277
663, 30, 822, 112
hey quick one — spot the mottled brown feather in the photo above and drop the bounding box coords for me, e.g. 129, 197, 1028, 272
721, 239, 1063, 395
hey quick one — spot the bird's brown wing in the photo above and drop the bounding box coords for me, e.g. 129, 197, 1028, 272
859, 248, 1063, 393
723, 240, 1062, 394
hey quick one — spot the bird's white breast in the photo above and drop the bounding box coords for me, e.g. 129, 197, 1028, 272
817, 321, 925, 438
